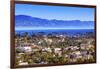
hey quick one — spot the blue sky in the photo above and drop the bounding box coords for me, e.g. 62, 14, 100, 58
15, 4, 95, 21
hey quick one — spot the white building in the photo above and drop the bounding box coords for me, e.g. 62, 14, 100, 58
19, 62, 28, 65
23, 46, 32, 52
42, 47, 52, 52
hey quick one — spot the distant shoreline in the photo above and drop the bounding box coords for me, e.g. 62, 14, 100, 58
15, 29, 94, 36
15, 28, 94, 31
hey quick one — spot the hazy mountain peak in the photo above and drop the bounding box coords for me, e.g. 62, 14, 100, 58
15, 15, 94, 29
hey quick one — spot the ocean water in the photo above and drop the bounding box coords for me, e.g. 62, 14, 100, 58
15, 29, 94, 36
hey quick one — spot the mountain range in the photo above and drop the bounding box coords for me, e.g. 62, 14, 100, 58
15, 15, 94, 29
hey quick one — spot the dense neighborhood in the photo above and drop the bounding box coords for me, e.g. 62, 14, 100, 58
15, 32, 95, 65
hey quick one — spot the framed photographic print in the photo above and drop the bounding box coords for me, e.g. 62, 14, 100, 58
11, 1, 96, 68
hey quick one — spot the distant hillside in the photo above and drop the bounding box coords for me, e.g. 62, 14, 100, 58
15, 15, 94, 29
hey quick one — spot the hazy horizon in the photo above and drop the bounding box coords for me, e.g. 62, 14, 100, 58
15, 15, 94, 22
15, 27, 94, 30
